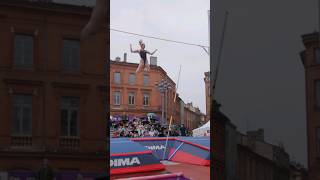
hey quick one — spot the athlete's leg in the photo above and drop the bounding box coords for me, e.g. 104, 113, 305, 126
144, 60, 150, 71
136, 59, 144, 74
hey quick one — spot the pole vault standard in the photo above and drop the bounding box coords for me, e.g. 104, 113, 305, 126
162, 65, 182, 160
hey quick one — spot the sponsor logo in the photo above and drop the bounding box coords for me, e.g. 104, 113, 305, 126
145, 145, 166, 150
110, 157, 141, 167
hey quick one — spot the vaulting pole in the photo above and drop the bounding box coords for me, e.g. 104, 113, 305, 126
162, 65, 182, 160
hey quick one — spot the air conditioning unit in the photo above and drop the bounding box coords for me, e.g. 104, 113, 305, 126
150, 56, 157, 66
115, 57, 121, 62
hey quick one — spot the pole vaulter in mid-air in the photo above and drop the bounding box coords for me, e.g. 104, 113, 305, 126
130, 40, 157, 73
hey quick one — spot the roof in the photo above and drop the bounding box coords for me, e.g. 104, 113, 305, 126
301, 32, 318, 46
110, 59, 176, 86
0, 0, 93, 15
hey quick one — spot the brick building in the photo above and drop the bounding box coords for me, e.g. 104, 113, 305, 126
183, 102, 203, 131
110, 57, 205, 132
212, 102, 227, 180
289, 162, 308, 180
237, 143, 274, 180
0, 0, 107, 177
300, 32, 320, 180
237, 130, 290, 180
110, 57, 176, 125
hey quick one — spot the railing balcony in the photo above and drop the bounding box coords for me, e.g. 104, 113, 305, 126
59, 136, 80, 150
10, 135, 32, 147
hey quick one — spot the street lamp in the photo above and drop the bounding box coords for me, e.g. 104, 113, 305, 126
155, 79, 172, 125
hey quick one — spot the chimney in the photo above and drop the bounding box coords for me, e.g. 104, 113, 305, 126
123, 53, 127, 62
150, 56, 157, 66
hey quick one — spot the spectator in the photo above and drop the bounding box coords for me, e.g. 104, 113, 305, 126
180, 124, 186, 136
110, 117, 191, 138
36, 159, 54, 180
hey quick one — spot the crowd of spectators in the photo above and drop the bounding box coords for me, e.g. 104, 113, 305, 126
110, 118, 190, 138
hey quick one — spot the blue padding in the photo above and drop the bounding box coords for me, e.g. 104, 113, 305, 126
110, 137, 210, 161
111, 138, 148, 154
178, 137, 210, 148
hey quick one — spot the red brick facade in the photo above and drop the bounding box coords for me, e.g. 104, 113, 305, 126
0, 1, 107, 173
237, 144, 274, 180
110, 59, 203, 131
301, 32, 320, 180
212, 107, 226, 180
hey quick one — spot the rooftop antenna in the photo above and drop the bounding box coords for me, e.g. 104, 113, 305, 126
212, 11, 229, 98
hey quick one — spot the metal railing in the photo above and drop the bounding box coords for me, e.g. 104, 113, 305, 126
59, 136, 80, 150
10, 135, 32, 147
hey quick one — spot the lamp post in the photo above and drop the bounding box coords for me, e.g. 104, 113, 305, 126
156, 79, 172, 125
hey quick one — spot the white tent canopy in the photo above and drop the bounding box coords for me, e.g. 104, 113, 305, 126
192, 121, 210, 137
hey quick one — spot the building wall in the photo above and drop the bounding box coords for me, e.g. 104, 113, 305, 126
212, 107, 226, 180
174, 95, 181, 125
225, 122, 238, 180
237, 144, 274, 180
301, 32, 320, 180
239, 131, 290, 180
183, 103, 202, 131
180, 98, 185, 125
0, 1, 107, 172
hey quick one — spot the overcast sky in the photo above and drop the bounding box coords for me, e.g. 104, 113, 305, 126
55, 0, 314, 167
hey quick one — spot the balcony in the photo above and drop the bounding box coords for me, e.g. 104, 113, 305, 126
59, 136, 80, 150
10, 135, 32, 148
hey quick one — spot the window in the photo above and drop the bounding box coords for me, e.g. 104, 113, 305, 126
62, 39, 80, 71
317, 127, 320, 155
114, 72, 121, 84
129, 73, 136, 84
11, 95, 32, 136
315, 81, 320, 109
128, 92, 135, 105
143, 93, 149, 106
315, 48, 320, 64
60, 97, 80, 137
14, 34, 34, 68
113, 91, 121, 105
143, 75, 149, 85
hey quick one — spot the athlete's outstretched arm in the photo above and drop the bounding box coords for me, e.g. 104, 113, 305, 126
147, 49, 158, 55
81, 0, 107, 39
130, 44, 139, 53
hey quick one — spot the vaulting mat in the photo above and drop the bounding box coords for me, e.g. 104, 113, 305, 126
110, 138, 165, 175
129, 137, 210, 166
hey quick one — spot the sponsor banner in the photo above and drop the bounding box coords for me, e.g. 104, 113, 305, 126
110, 153, 161, 169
